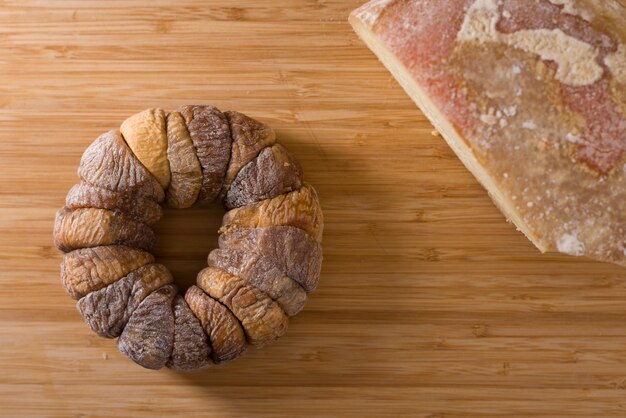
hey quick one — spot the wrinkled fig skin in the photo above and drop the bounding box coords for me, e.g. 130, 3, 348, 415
76, 264, 173, 338
197, 267, 289, 347
222, 111, 276, 197
185, 286, 247, 364
120, 108, 170, 189
165, 111, 203, 208
220, 184, 323, 243
219, 226, 323, 293
66, 183, 163, 225
167, 295, 212, 371
224, 144, 303, 209
179, 105, 232, 204
54, 207, 157, 253
208, 248, 307, 316
118, 285, 177, 370
61, 245, 154, 300
78, 129, 164, 202
54, 106, 324, 371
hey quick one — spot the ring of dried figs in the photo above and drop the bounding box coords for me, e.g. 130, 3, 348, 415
53, 106, 323, 370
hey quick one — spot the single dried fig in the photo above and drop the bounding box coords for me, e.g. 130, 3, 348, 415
54, 207, 157, 253
118, 285, 177, 370
165, 111, 203, 208
179, 105, 231, 203
197, 267, 288, 347
76, 263, 173, 337
78, 129, 164, 202
61, 245, 154, 299
221, 110, 276, 197
224, 144, 303, 209
208, 248, 306, 316
65, 182, 163, 225
220, 184, 323, 243
185, 285, 246, 364
120, 108, 170, 189
167, 295, 212, 371
218, 226, 322, 293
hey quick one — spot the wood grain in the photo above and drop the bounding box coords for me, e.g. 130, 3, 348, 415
1, 1, 626, 416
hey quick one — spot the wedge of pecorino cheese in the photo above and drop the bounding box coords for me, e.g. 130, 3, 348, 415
350, 0, 626, 266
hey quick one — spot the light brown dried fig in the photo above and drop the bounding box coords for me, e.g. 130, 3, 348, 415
221, 110, 276, 197
184, 285, 246, 364
76, 263, 173, 337
208, 248, 306, 316
224, 144, 303, 209
167, 295, 212, 371
65, 182, 163, 225
197, 267, 288, 347
220, 184, 323, 243
120, 108, 170, 189
78, 129, 164, 202
54, 207, 157, 253
165, 111, 203, 208
61, 245, 154, 300
218, 226, 322, 293
118, 285, 177, 370
179, 105, 231, 203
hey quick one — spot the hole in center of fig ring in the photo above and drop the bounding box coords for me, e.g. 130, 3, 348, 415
151, 202, 225, 292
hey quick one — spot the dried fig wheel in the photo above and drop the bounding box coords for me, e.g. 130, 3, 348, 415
224, 144, 303, 209
54, 105, 323, 372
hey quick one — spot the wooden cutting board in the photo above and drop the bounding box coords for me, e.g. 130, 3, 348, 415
2, 1, 626, 416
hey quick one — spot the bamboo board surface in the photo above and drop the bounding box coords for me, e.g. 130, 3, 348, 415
2, 1, 626, 417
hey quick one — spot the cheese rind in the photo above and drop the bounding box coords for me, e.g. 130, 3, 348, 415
350, 0, 626, 266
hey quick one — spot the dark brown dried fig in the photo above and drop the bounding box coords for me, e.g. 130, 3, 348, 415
208, 248, 306, 316
165, 111, 203, 208
76, 263, 173, 338
218, 226, 322, 293
65, 183, 163, 225
118, 285, 177, 370
61, 245, 154, 300
54, 207, 157, 253
184, 285, 246, 364
220, 184, 323, 243
179, 105, 231, 203
78, 129, 164, 202
197, 267, 288, 347
221, 111, 276, 196
167, 295, 212, 371
224, 144, 303, 209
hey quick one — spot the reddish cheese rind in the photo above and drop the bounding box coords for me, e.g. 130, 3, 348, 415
350, 0, 626, 266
